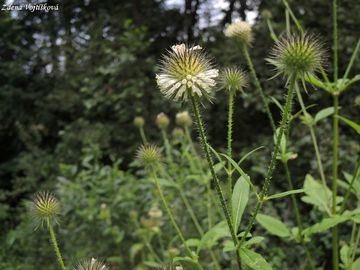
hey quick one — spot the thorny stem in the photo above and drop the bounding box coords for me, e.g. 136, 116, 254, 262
295, 83, 327, 187
48, 221, 66, 270
189, 94, 242, 270
333, 0, 339, 82
332, 94, 340, 270
227, 92, 234, 222
242, 45, 276, 132
151, 167, 203, 270
340, 162, 360, 213
240, 75, 296, 244
283, 162, 316, 270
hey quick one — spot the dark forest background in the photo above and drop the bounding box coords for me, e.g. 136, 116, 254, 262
0, 0, 359, 269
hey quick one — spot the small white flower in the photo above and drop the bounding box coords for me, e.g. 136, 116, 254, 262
156, 44, 218, 102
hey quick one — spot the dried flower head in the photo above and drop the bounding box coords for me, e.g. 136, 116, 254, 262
176, 111, 192, 127
136, 144, 162, 166
220, 67, 248, 94
267, 33, 326, 79
224, 20, 253, 46
156, 112, 170, 129
30, 192, 60, 227
133, 116, 145, 128
74, 258, 109, 270
156, 44, 218, 102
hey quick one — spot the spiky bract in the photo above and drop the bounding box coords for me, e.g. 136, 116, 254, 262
267, 33, 326, 78
224, 20, 253, 46
136, 144, 162, 166
30, 192, 60, 227
220, 67, 248, 94
74, 258, 109, 270
156, 44, 218, 102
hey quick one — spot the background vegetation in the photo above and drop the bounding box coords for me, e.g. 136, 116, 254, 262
0, 0, 359, 269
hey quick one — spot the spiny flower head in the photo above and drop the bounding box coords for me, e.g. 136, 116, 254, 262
176, 111, 192, 127
30, 191, 60, 227
148, 206, 163, 219
224, 20, 253, 46
261, 9, 272, 20
74, 258, 109, 270
267, 33, 326, 79
136, 144, 162, 166
220, 67, 248, 94
156, 112, 170, 129
133, 116, 145, 128
156, 44, 219, 102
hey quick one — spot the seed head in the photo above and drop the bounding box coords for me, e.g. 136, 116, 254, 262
74, 258, 109, 270
261, 9, 272, 20
176, 111, 192, 127
136, 144, 162, 166
133, 116, 145, 128
156, 44, 219, 102
220, 67, 248, 95
172, 128, 184, 139
267, 33, 326, 79
156, 112, 170, 129
224, 20, 253, 46
30, 192, 60, 227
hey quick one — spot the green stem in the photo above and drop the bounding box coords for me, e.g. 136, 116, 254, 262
295, 84, 327, 187
240, 75, 296, 244
266, 19, 279, 42
179, 189, 204, 235
139, 127, 148, 144
340, 162, 360, 213
189, 94, 242, 270
349, 228, 360, 269
48, 222, 66, 270
161, 129, 173, 163
333, 0, 339, 82
227, 92, 234, 222
284, 162, 316, 270
146, 243, 162, 263
332, 94, 340, 270
242, 45, 276, 132
151, 168, 203, 270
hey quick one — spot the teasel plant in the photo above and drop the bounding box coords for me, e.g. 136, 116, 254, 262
134, 116, 148, 144
260, 1, 360, 269
156, 43, 245, 269
30, 192, 66, 270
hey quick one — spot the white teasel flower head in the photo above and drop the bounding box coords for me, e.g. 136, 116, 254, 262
156, 44, 219, 102
74, 258, 109, 270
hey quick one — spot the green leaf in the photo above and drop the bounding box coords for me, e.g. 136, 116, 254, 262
265, 189, 305, 200
302, 215, 349, 237
173, 256, 196, 264
338, 116, 360, 134
238, 146, 265, 165
240, 248, 273, 270
232, 176, 249, 234
198, 221, 230, 253
301, 174, 332, 213
144, 261, 162, 267
220, 153, 257, 195
353, 257, 360, 269
270, 96, 284, 112
130, 243, 144, 262
185, 238, 200, 248
256, 214, 291, 238
340, 244, 350, 267
243, 236, 265, 248
314, 107, 335, 123
305, 74, 328, 91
